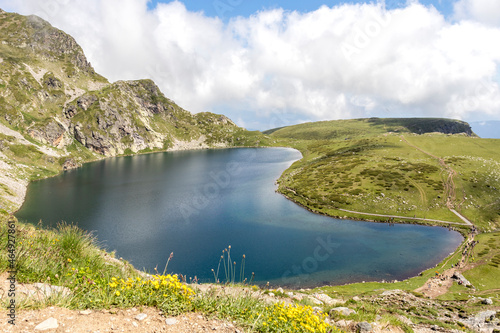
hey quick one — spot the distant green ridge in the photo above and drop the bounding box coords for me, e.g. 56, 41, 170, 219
264, 118, 474, 140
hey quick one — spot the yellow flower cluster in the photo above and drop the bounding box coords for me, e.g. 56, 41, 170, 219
261, 302, 335, 333
108, 274, 195, 297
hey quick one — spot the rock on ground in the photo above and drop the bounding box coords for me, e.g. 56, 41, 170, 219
0, 307, 243, 333
330, 307, 357, 317
34, 317, 58, 331
356, 321, 373, 333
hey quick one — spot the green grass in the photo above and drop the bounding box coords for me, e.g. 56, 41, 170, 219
265, 118, 472, 140
463, 232, 500, 294
269, 121, 500, 231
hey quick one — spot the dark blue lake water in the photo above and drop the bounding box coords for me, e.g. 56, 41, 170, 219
16, 148, 463, 287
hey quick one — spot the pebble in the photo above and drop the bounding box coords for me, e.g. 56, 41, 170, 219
165, 318, 178, 326
34, 317, 58, 331
79, 310, 92, 315
135, 313, 148, 321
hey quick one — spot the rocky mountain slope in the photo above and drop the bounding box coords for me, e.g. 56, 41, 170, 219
0, 8, 267, 212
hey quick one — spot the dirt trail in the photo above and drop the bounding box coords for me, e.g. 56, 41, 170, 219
336, 208, 468, 225
400, 136, 473, 226
415, 232, 477, 298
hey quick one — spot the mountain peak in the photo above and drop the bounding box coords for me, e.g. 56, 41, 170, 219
0, 10, 95, 74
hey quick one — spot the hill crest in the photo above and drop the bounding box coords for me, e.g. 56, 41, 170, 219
264, 117, 474, 140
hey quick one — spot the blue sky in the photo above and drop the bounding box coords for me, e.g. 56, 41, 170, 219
147, 0, 454, 19
2, 0, 500, 130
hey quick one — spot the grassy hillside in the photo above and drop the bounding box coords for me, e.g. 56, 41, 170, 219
264, 118, 474, 139
266, 119, 500, 331
269, 119, 499, 232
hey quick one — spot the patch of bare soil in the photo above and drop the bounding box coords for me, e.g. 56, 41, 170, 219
415, 232, 477, 298
0, 307, 243, 333
414, 269, 456, 298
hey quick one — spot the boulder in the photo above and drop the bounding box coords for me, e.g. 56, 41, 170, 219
452, 272, 472, 287
313, 293, 344, 305
305, 296, 323, 305
356, 322, 373, 333
62, 158, 79, 170
463, 310, 499, 332
330, 307, 357, 317
483, 298, 494, 305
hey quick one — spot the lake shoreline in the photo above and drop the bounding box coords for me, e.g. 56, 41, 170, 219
15, 146, 466, 289
13, 142, 473, 236
276, 189, 470, 237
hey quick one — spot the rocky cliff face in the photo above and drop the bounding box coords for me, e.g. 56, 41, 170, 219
59, 79, 243, 156
25, 15, 95, 74
0, 9, 261, 156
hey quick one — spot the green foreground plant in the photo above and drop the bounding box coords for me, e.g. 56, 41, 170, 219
212, 245, 252, 285
1, 215, 337, 332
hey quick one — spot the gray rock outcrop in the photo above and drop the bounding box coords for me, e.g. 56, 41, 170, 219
452, 272, 472, 287
330, 307, 357, 317
463, 310, 499, 333
356, 322, 373, 333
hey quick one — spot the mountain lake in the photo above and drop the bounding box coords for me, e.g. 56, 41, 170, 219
16, 147, 463, 287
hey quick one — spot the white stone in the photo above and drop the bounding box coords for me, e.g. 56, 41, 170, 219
79, 310, 92, 315
483, 298, 493, 305
35, 318, 58, 331
330, 307, 357, 316
306, 296, 324, 305
135, 313, 148, 321
165, 318, 178, 326
313, 293, 343, 305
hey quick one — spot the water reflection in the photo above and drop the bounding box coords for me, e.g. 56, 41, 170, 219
16, 148, 463, 287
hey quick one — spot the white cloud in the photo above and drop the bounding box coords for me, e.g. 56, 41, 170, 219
1, 0, 500, 129
454, 0, 500, 27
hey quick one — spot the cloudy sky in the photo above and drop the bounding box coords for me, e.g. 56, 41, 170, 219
1, 0, 500, 130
